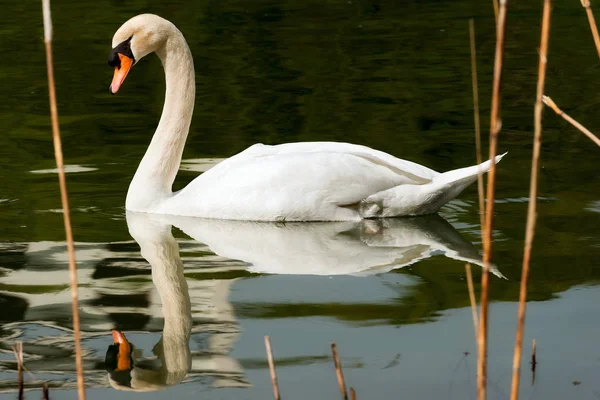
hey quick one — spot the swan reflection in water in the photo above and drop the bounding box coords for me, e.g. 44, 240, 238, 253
105, 212, 502, 391
106, 212, 192, 391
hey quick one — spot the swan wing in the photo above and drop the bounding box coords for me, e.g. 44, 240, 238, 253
162, 150, 424, 220
203, 142, 440, 184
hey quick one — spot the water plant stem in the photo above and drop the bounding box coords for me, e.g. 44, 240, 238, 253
469, 19, 485, 233
350, 387, 357, 400
264, 336, 281, 400
493, 0, 499, 23
531, 339, 537, 386
509, 2, 551, 399
465, 264, 479, 342
41, 1, 86, 399
543, 96, 600, 147
581, 0, 600, 60
331, 343, 348, 400
478, 1, 508, 398
16, 342, 23, 400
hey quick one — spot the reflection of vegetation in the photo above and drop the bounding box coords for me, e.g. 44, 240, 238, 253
241, 354, 330, 369
186, 270, 256, 281
233, 245, 600, 326
0, 283, 70, 294
235, 301, 439, 325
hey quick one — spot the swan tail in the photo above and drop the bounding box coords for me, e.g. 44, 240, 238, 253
433, 152, 507, 187
359, 152, 507, 218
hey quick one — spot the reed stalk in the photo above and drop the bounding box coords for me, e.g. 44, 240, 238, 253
469, 19, 485, 233
543, 96, 600, 147
15, 342, 23, 400
465, 264, 479, 342
264, 336, 281, 400
493, 0, 499, 23
331, 343, 348, 400
41, 1, 86, 399
581, 0, 600, 60
478, 1, 508, 399
509, 2, 551, 399
350, 387, 357, 400
531, 339, 537, 386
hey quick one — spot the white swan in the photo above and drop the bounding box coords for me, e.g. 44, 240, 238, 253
109, 14, 505, 221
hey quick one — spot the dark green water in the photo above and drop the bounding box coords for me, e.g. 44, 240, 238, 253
1, 0, 600, 398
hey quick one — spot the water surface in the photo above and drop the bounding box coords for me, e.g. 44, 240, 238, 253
1, 0, 600, 398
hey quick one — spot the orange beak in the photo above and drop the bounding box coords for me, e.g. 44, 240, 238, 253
111, 330, 132, 371
109, 54, 133, 94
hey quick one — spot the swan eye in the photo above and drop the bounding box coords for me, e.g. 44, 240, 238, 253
108, 36, 135, 68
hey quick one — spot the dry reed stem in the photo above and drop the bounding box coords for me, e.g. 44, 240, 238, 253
509, 2, 551, 399
41, 1, 86, 399
543, 96, 600, 147
469, 19, 486, 233
465, 264, 479, 343
581, 0, 600, 60
331, 343, 348, 400
43, 383, 50, 400
478, 1, 508, 399
264, 336, 281, 400
531, 339, 537, 386
16, 342, 23, 400
350, 387, 357, 400
13, 345, 36, 382
493, 0, 499, 23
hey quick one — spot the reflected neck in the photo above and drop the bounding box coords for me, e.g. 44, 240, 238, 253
126, 27, 195, 212
127, 212, 192, 384
148, 227, 192, 384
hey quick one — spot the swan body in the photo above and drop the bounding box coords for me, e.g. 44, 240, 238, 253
110, 14, 505, 222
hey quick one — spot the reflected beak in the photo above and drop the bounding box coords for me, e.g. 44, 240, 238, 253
111, 329, 132, 371
109, 54, 133, 94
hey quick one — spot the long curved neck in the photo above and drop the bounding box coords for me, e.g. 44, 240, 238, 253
127, 28, 195, 212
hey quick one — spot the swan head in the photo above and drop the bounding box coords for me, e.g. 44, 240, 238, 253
108, 14, 173, 94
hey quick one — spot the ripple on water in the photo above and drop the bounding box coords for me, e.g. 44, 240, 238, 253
33, 206, 99, 214
585, 200, 600, 213
29, 165, 98, 174
494, 196, 559, 204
